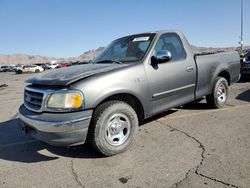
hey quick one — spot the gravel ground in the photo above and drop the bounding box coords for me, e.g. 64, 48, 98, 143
0, 72, 249, 188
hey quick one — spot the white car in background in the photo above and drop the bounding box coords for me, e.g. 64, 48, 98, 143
48, 63, 58, 69
16, 65, 44, 74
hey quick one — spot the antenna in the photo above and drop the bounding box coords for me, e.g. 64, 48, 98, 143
240, 0, 243, 50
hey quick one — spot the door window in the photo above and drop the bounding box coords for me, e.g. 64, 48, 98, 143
155, 33, 186, 61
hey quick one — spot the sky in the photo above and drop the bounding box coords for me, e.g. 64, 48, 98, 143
0, 0, 249, 58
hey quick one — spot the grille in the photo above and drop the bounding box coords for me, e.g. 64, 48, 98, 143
24, 88, 44, 111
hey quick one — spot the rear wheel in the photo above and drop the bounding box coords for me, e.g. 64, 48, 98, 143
88, 101, 138, 156
16, 70, 22, 74
206, 77, 228, 108
35, 69, 39, 73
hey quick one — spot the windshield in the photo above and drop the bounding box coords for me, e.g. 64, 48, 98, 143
93, 33, 155, 63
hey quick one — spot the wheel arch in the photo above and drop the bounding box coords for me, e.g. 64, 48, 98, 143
94, 93, 145, 121
217, 70, 231, 85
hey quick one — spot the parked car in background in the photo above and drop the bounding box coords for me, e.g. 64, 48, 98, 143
47, 63, 58, 69
71, 61, 89, 66
15, 64, 24, 69
16, 65, 44, 74
0, 65, 15, 72
56, 63, 71, 69
0, 66, 10, 72
9, 65, 18, 71
241, 51, 250, 75
35, 63, 50, 70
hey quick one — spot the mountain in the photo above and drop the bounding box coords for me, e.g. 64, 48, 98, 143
0, 54, 63, 66
190, 45, 250, 54
79, 47, 105, 60
0, 47, 105, 66
67, 47, 105, 62
0, 45, 249, 66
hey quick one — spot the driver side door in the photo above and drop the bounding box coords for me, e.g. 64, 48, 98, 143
145, 32, 196, 114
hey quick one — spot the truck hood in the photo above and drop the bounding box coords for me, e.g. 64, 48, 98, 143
26, 64, 128, 86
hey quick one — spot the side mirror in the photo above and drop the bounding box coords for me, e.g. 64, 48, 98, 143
154, 50, 172, 64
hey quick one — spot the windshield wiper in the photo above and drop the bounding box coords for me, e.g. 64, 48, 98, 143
95, 59, 123, 64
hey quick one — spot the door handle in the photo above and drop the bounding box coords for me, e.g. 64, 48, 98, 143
186, 66, 194, 72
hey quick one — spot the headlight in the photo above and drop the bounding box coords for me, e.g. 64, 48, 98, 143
46, 90, 83, 110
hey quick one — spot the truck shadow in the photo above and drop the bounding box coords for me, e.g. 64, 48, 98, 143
236, 89, 250, 102
0, 101, 215, 164
0, 118, 101, 163
180, 102, 210, 110
239, 75, 250, 82
140, 109, 178, 125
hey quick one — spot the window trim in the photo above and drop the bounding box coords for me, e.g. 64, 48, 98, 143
93, 33, 156, 64
154, 32, 187, 62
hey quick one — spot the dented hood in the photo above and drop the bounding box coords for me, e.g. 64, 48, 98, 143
26, 64, 127, 86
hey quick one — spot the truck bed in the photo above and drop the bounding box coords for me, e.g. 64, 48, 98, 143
194, 50, 228, 57
194, 51, 240, 99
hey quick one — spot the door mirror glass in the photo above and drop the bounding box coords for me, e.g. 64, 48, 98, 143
155, 50, 172, 63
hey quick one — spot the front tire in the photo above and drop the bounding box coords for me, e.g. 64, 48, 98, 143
35, 69, 40, 73
206, 77, 228, 108
88, 101, 138, 156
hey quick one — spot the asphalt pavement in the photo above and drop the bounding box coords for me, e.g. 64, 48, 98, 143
0, 72, 249, 188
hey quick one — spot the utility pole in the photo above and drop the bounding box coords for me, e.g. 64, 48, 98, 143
240, 0, 243, 51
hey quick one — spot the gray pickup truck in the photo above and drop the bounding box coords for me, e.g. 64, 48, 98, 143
19, 30, 240, 156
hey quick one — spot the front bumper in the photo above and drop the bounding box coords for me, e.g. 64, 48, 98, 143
18, 104, 93, 146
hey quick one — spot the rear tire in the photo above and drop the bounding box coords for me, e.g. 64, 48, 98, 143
16, 70, 22, 74
35, 69, 39, 73
206, 77, 228, 108
88, 101, 138, 156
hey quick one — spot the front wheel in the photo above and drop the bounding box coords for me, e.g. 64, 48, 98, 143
35, 69, 40, 73
206, 77, 228, 108
88, 101, 138, 156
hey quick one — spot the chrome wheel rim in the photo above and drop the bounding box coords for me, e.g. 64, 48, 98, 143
217, 83, 227, 103
104, 113, 131, 146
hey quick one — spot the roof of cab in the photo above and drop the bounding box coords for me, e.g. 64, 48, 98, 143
117, 30, 183, 40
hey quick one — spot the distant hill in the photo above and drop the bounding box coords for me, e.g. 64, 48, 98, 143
0, 54, 64, 66
66, 47, 105, 62
0, 47, 105, 66
190, 45, 250, 54
0, 45, 249, 66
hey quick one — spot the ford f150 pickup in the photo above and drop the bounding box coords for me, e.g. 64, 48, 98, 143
18, 30, 241, 156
